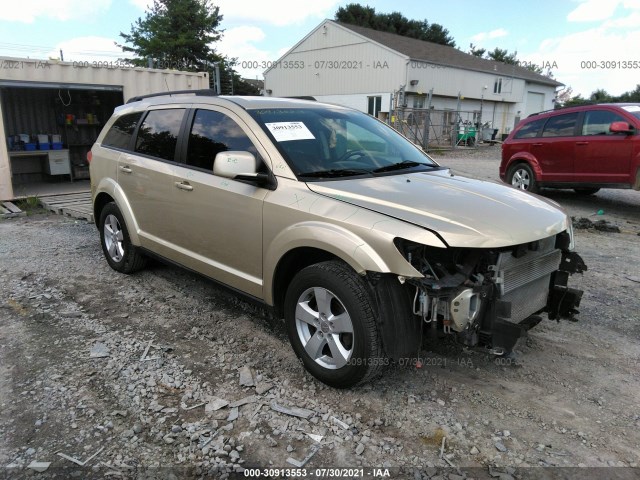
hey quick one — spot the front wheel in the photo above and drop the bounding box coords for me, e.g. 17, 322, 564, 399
507, 163, 538, 193
284, 261, 384, 388
99, 202, 147, 274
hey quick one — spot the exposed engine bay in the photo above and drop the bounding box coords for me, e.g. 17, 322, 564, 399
394, 231, 587, 354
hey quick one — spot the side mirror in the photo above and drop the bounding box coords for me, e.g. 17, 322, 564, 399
610, 121, 634, 134
234, 172, 275, 189
213, 151, 275, 189
213, 151, 257, 178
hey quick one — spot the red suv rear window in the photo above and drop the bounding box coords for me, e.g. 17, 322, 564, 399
514, 118, 545, 139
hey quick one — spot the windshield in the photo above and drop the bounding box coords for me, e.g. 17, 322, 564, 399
249, 107, 438, 179
621, 105, 640, 120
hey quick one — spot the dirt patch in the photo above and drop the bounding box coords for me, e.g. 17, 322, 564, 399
573, 217, 621, 233
1, 167, 640, 478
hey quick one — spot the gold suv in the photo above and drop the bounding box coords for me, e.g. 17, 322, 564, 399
90, 91, 586, 388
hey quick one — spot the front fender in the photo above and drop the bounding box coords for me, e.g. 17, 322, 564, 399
263, 221, 422, 306
93, 176, 141, 246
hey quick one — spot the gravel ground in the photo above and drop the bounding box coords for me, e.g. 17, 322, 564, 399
1, 150, 639, 479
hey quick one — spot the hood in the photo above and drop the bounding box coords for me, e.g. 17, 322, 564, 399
306, 169, 569, 248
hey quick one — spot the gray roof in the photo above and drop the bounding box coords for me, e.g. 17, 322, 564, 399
337, 22, 563, 87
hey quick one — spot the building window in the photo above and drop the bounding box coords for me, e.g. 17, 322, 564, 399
493, 77, 503, 94
367, 96, 382, 117
413, 96, 425, 109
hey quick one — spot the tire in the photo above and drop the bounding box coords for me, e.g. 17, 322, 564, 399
507, 163, 538, 193
99, 202, 147, 274
574, 187, 600, 195
284, 261, 384, 388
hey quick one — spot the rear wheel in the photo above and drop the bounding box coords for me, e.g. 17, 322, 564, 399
99, 202, 147, 274
574, 187, 600, 195
507, 163, 538, 193
284, 261, 384, 388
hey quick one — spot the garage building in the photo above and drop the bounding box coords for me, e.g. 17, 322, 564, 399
0, 57, 208, 200
264, 20, 562, 140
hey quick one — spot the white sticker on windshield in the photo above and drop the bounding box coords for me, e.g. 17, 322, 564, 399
265, 122, 316, 142
622, 105, 640, 112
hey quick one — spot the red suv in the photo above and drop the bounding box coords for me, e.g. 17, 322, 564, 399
500, 103, 640, 194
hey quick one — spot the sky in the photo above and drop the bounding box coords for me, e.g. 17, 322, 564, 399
1, 0, 639, 98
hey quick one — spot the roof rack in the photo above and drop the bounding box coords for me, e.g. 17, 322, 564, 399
285, 96, 317, 101
126, 89, 218, 104
527, 102, 599, 117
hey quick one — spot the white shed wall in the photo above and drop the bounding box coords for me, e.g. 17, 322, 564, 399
314, 93, 392, 114
405, 62, 528, 104
0, 56, 209, 199
264, 22, 407, 97
0, 57, 208, 100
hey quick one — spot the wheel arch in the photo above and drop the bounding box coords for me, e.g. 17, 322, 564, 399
506, 154, 543, 181
271, 247, 342, 318
265, 221, 426, 314
92, 178, 141, 245
93, 192, 114, 227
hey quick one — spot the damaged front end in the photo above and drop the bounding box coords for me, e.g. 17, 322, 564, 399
394, 230, 587, 354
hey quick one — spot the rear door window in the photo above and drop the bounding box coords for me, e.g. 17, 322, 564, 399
514, 118, 546, 139
102, 112, 143, 150
135, 109, 186, 161
581, 110, 628, 135
541, 113, 579, 137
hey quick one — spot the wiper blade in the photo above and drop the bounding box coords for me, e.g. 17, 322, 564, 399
298, 168, 371, 178
372, 160, 434, 173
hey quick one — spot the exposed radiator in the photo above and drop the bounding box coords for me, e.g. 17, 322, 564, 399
493, 236, 562, 323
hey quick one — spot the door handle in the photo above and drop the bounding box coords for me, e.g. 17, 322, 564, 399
532, 143, 543, 147
175, 181, 194, 191
576, 141, 589, 145
119, 165, 132, 174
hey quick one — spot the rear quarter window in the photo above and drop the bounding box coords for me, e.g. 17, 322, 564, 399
102, 112, 143, 150
514, 118, 546, 139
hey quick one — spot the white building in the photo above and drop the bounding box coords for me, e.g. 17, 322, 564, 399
264, 20, 562, 138
0, 57, 208, 200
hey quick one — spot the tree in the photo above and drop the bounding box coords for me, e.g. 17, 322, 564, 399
119, 0, 223, 71
589, 89, 613, 103
618, 84, 640, 102
334, 3, 377, 28
118, 0, 259, 95
486, 47, 519, 65
556, 84, 640, 108
335, 3, 455, 47
561, 94, 588, 107
554, 86, 574, 108
469, 43, 486, 58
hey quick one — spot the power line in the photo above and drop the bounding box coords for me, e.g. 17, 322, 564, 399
0, 41, 130, 58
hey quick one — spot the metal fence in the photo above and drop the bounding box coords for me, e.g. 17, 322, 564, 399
390, 107, 490, 151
